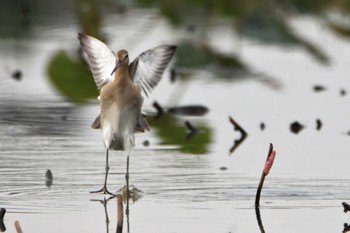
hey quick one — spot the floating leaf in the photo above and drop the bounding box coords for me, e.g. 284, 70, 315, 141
148, 114, 211, 154
47, 51, 98, 103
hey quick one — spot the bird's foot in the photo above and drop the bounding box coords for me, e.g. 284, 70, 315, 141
90, 186, 116, 196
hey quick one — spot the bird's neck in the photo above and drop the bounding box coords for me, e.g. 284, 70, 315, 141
114, 65, 130, 84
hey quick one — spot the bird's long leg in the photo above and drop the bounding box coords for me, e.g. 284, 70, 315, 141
102, 149, 111, 193
125, 149, 131, 215
91, 149, 115, 196
125, 150, 130, 191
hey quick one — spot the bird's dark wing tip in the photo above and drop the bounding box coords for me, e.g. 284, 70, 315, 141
168, 45, 177, 51
77, 33, 87, 40
162, 45, 177, 54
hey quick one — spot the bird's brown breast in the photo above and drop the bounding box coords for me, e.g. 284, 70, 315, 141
100, 67, 142, 110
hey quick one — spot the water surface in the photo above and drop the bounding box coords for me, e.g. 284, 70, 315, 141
1, 3, 350, 233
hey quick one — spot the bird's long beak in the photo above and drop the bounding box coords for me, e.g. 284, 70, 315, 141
110, 65, 117, 76
110, 60, 121, 76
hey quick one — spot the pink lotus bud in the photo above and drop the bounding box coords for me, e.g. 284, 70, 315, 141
263, 150, 276, 176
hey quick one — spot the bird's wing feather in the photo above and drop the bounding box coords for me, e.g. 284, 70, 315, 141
78, 33, 116, 90
129, 45, 177, 97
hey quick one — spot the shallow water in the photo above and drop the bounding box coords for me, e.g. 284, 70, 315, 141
1, 4, 350, 233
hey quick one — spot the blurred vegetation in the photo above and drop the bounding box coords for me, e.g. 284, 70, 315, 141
328, 23, 350, 39
75, 0, 103, 40
175, 42, 247, 70
135, 0, 350, 64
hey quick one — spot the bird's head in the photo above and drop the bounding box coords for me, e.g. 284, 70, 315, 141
111, 49, 129, 75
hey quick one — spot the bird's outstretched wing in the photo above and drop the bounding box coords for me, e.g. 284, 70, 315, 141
78, 33, 116, 90
129, 45, 177, 97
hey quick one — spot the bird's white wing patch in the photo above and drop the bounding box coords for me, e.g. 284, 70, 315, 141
78, 33, 116, 90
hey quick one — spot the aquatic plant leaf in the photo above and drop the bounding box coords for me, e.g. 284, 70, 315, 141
148, 114, 211, 154
47, 51, 98, 103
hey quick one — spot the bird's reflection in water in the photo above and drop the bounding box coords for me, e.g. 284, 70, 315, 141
90, 197, 114, 233
91, 188, 142, 233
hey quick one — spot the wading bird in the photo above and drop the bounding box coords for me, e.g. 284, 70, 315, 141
78, 33, 176, 195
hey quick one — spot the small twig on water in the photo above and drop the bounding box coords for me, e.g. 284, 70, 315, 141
153, 101, 164, 118
15, 221, 23, 233
185, 121, 198, 140
116, 194, 123, 233
255, 143, 277, 207
229, 116, 248, 154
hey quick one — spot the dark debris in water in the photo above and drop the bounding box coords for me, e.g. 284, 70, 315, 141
11, 70, 22, 81
153, 101, 209, 117
343, 223, 350, 233
313, 85, 326, 92
46, 169, 53, 187
290, 121, 304, 134
143, 140, 150, 147
229, 116, 248, 154
260, 122, 265, 131
340, 89, 347, 97
168, 105, 208, 116
342, 202, 350, 213
316, 119, 322, 131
